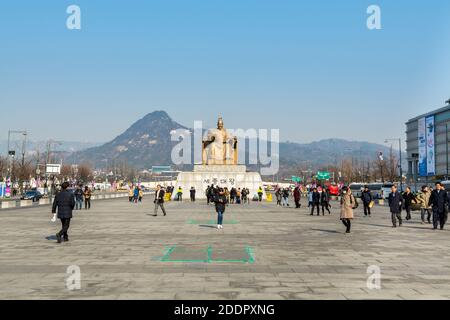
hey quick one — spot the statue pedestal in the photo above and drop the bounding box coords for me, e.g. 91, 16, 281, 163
174, 165, 266, 200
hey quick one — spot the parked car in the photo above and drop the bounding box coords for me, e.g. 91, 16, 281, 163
349, 183, 364, 198
21, 190, 43, 202
368, 183, 383, 199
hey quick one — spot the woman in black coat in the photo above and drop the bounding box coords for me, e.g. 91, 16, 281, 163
52, 182, 75, 243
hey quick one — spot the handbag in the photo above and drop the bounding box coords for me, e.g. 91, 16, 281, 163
352, 196, 359, 209
368, 201, 375, 209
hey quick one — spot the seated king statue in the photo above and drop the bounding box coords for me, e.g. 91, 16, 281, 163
202, 116, 238, 165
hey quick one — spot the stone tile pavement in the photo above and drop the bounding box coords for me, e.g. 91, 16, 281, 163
1, 197, 450, 300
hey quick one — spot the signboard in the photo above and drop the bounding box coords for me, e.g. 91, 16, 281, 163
46, 164, 61, 174
418, 117, 427, 177
291, 176, 301, 183
317, 171, 331, 180
425, 115, 435, 176
0, 182, 5, 197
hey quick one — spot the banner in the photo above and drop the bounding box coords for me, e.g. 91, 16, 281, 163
426, 115, 435, 176
418, 117, 427, 177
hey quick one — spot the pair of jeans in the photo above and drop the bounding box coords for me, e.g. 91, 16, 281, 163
391, 212, 402, 227
433, 210, 448, 229
421, 208, 432, 222
342, 219, 351, 232
154, 202, 167, 215
217, 211, 224, 225
85, 198, 91, 210
58, 218, 71, 240
75, 199, 83, 210
405, 206, 412, 220
295, 200, 301, 208
282, 197, 289, 206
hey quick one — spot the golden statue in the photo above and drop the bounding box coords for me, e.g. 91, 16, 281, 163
202, 116, 238, 165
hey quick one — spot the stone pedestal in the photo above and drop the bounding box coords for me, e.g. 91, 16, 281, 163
174, 165, 266, 200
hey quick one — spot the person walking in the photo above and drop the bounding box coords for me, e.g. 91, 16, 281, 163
153, 185, 167, 216
282, 188, 290, 207
417, 185, 432, 224
128, 187, 134, 203
257, 186, 264, 202
402, 186, 417, 221
230, 188, 236, 204
138, 187, 144, 203
133, 186, 139, 204
321, 188, 331, 215
361, 186, 373, 217
52, 182, 75, 243
83, 186, 92, 210
310, 188, 321, 216
307, 189, 313, 208
388, 185, 403, 228
214, 188, 228, 229
429, 182, 449, 230
275, 187, 282, 206
340, 186, 355, 234
74, 185, 83, 210
190, 187, 196, 202
293, 186, 301, 209
236, 188, 242, 204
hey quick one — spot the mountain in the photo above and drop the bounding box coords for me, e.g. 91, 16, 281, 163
66, 111, 405, 174
67, 111, 189, 168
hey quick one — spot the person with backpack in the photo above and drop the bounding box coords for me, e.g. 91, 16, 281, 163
133, 186, 139, 204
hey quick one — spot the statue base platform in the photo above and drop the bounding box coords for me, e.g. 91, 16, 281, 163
174, 165, 266, 200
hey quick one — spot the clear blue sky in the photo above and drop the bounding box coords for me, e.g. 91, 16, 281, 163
0, 0, 449, 146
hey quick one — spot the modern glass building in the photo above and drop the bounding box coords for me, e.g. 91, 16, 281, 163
406, 104, 450, 182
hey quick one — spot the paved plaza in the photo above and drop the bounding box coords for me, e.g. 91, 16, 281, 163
1, 197, 450, 300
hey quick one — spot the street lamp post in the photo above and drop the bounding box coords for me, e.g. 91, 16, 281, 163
385, 138, 403, 192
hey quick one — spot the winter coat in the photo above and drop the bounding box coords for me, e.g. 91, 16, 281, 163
402, 192, 417, 208
320, 191, 329, 204
74, 189, 83, 201
361, 190, 373, 205
312, 191, 321, 205
293, 188, 301, 201
214, 194, 228, 213
388, 191, 403, 214
340, 193, 355, 219
416, 191, 432, 209
52, 189, 75, 219
429, 189, 449, 213
154, 189, 165, 204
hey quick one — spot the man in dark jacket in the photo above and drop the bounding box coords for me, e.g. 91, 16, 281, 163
402, 186, 417, 221
388, 185, 403, 228
428, 182, 449, 230
361, 186, 373, 217
52, 181, 75, 243
214, 188, 228, 229
153, 185, 167, 216
310, 188, 321, 216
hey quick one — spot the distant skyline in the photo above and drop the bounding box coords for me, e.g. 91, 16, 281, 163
1, 1, 449, 146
